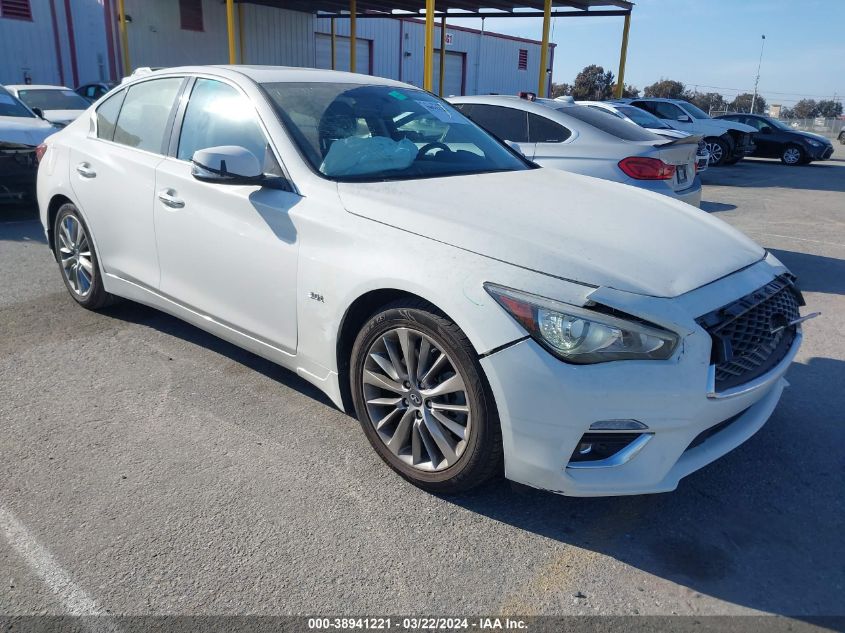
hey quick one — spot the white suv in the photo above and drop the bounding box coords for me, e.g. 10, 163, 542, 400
616, 98, 757, 166
36, 66, 810, 496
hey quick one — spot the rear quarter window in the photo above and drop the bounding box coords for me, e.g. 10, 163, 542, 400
95, 89, 126, 141
558, 106, 659, 142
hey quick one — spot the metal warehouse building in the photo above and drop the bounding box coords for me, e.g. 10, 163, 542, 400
0, 0, 556, 97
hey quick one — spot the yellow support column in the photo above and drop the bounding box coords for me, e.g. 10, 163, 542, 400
330, 17, 336, 70
424, 0, 435, 91
349, 0, 357, 72
537, 0, 551, 97
438, 15, 446, 96
613, 13, 631, 99
118, 0, 130, 76
226, 0, 236, 64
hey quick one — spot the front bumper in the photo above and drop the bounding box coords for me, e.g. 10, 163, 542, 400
808, 144, 834, 160
480, 260, 801, 497
0, 149, 38, 204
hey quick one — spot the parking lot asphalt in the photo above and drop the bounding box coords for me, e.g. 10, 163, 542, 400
1, 147, 843, 620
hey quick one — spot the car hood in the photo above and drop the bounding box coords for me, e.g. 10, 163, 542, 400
794, 130, 832, 145
337, 168, 765, 298
692, 118, 757, 134
0, 116, 57, 146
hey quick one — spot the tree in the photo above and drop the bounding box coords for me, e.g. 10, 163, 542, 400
570, 65, 616, 101
793, 99, 819, 119
779, 107, 795, 119
816, 99, 843, 118
549, 82, 572, 99
729, 92, 767, 114
621, 84, 640, 98
687, 91, 727, 115
643, 79, 686, 99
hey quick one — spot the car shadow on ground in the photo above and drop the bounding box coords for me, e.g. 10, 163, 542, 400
699, 201, 737, 213
701, 159, 845, 193
442, 354, 844, 616
769, 249, 845, 296
98, 301, 337, 410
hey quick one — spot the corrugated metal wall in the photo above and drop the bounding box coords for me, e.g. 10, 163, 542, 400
314, 16, 550, 96
2, 3, 549, 95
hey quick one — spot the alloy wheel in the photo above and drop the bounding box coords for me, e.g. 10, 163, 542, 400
705, 141, 723, 165
362, 327, 471, 472
58, 215, 94, 297
783, 147, 801, 165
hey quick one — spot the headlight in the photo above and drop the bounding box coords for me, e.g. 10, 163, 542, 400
805, 139, 822, 147
485, 283, 679, 364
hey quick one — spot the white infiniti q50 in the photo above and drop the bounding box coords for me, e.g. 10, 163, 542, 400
37, 66, 812, 496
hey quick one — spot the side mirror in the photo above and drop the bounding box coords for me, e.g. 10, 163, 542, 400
191, 146, 263, 185
760, 126, 772, 134
677, 114, 692, 122
32, 107, 45, 119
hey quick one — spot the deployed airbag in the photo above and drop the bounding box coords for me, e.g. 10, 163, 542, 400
321, 136, 417, 177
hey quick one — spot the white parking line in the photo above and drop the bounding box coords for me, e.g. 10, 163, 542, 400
0, 504, 120, 631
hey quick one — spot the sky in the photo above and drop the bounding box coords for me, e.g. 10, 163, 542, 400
448, 0, 845, 106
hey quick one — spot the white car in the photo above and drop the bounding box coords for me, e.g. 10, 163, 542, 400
449, 95, 702, 207
37, 66, 811, 496
5, 84, 90, 127
576, 100, 709, 172
0, 85, 57, 204
616, 98, 757, 166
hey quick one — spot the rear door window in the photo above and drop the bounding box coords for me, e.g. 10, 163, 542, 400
461, 104, 528, 143
113, 78, 183, 153
527, 113, 570, 143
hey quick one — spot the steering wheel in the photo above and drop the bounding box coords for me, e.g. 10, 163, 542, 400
417, 142, 452, 159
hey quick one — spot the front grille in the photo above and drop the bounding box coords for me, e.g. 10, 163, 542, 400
697, 276, 802, 392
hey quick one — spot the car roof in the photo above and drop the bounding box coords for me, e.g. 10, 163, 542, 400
6, 84, 73, 91
131, 65, 410, 88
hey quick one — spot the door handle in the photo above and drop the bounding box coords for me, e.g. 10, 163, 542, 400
75, 162, 96, 178
157, 189, 185, 209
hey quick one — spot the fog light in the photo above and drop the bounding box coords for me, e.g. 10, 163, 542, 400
567, 432, 652, 468
576, 442, 593, 456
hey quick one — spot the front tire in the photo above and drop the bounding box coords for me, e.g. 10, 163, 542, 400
838, 131, 845, 145
350, 300, 502, 493
705, 137, 729, 166
781, 144, 804, 165
53, 203, 115, 310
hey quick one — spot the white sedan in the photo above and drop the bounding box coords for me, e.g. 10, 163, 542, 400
576, 100, 709, 172
448, 95, 703, 207
6, 84, 90, 127
37, 66, 810, 496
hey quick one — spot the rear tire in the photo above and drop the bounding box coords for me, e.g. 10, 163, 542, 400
780, 144, 804, 165
838, 131, 845, 145
350, 299, 503, 494
53, 203, 116, 310
705, 137, 729, 166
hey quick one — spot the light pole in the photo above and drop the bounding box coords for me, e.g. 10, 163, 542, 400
751, 34, 766, 114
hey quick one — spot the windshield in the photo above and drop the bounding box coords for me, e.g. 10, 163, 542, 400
16, 89, 90, 111
616, 105, 671, 129
555, 105, 661, 142
678, 101, 710, 119
0, 87, 35, 118
261, 82, 528, 182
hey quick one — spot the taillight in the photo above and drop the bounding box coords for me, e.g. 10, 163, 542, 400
35, 143, 48, 163
618, 156, 675, 180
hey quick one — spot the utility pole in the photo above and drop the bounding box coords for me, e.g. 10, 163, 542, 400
751, 34, 765, 114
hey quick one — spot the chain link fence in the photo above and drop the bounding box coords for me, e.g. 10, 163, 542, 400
778, 117, 844, 141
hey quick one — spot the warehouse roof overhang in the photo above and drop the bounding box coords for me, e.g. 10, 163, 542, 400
239, 0, 633, 19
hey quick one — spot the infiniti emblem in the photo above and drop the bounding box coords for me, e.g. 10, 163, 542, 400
409, 392, 423, 407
